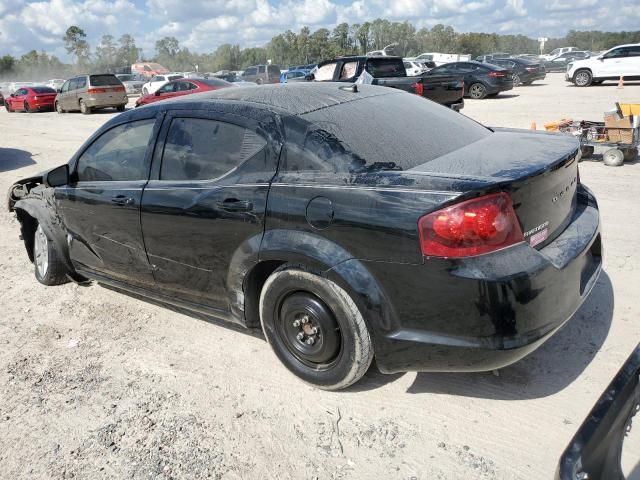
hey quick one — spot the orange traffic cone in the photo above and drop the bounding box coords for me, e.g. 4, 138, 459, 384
530, 122, 537, 130
617, 76, 624, 89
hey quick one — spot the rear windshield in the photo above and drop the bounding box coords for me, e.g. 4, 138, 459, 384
117, 75, 135, 81
365, 59, 405, 78
299, 91, 490, 171
90, 75, 121, 86
32, 87, 56, 94
168, 75, 183, 81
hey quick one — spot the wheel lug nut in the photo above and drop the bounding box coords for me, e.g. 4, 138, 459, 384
311, 327, 318, 334
306, 337, 315, 346
293, 319, 301, 327
296, 332, 304, 341
301, 315, 309, 324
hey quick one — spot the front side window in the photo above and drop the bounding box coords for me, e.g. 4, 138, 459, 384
76, 119, 155, 182
604, 48, 626, 59
258, 66, 266, 73
157, 83, 176, 94
314, 63, 337, 81
68, 78, 79, 91
160, 118, 266, 181
61, 80, 70, 93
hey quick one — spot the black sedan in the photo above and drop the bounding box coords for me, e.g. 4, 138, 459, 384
8, 83, 602, 390
425, 61, 514, 98
487, 57, 546, 85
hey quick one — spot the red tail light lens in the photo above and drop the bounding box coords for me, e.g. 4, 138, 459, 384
88, 88, 106, 94
113, 86, 125, 92
412, 82, 424, 96
418, 193, 524, 258
488, 71, 506, 78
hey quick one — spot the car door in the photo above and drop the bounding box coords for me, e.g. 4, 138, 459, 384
58, 80, 70, 108
140, 110, 279, 311
10, 88, 26, 110
151, 81, 177, 103
55, 115, 161, 286
624, 45, 640, 77
62, 78, 77, 110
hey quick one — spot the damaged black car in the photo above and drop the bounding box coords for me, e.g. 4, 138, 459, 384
8, 83, 602, 390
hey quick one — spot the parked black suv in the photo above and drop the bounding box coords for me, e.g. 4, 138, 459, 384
9, 83, 601, 390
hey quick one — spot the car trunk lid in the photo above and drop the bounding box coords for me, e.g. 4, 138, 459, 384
410, 129, 580, 249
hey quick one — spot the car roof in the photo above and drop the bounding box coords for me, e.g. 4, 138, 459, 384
155, 82, 402, 116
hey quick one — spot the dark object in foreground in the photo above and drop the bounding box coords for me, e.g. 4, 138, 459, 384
312, 55, 464, 110
557, 343, 640, 480
8, 83, 601, 390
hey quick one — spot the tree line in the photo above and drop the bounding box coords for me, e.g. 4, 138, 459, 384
1, 21, 639, 81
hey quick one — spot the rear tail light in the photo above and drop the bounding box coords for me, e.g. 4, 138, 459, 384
488, 71, 506, 78
88, 88, 106, 94
418, 192, 524, 258
113, 86, 125, 92
525, 67, 537, 71
412, 82, 424, 96
33, 96, 39, 100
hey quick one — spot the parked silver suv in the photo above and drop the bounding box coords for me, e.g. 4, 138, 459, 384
55, 74, 128, 114
241, 64, 281, 84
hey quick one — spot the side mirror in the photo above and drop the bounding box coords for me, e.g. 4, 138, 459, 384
154, 90, 161, 96
598, 56, 604, 61
44, 164, 69, 188
10, 93, 15, 97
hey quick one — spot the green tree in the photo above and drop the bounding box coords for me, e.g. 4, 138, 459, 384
95, 34, 117, 71
0, 54, 17, 76
117, 34, 139, 66
63, 26, 90, 65
155, 36, 180, 65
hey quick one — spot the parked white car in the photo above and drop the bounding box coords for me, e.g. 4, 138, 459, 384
540, 47, 578, 61
46, 79, 65, 91
566, 44, 640, 87
7, 81, 36, 93
141, 73, 183, 95
403, 60, 427, 76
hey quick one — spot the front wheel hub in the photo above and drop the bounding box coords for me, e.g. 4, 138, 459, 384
278, 292, 341, 366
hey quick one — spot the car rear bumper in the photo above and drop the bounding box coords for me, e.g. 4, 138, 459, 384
85, 96, 128, 108
365, 185, 602, 374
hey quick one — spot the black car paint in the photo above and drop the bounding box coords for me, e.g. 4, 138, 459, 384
557, 343, 640, 480
426, 61, 514, 97
10, 83, 602, 374
314, 56, 465, 110
487, 58, 547, 84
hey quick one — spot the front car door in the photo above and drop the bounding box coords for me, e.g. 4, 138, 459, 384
62, 78, 77, 110
598, 47, 628, 77
140, 109, 280, 313
56, 114, 161, 286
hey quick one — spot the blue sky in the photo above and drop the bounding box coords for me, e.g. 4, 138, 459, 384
1, 0, 639, 60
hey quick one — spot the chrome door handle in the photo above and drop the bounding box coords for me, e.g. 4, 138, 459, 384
111, 196, 134, 206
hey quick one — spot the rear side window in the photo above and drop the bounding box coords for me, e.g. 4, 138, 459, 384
340, 62, 358, 79
244, 67, 257, 76
626, 46, 640, 57
314, 63, 337, 81
76, 119, 155, 182
68, 78, 79, 90
268, 65, 280, 76
299, 92, 490, 171
258, 66, 266, 73
77, 77, 87, 88
160, 118, 266, 181
365, 59, 405, 78
90, 75, 120, 86
168, 75, 183, 81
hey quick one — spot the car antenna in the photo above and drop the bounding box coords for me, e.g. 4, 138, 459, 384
339, 84, 358, 93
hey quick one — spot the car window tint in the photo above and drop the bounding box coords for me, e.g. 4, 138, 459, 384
90, 75, 119, 86
300, 93, 490, 171
158, 83, 175, 93
258, 66, 265, 73
244, 67, 257, 76
77, 77, 87, 88
314, 63, 337, 81
627, 46, 640, 57
168, 75, 183, 81
268, 65, 280, 76
160, 118, 267, 181
365, 59, 405, 78
69, 78, 78, 90
605, 48, 626, 58
61, 81, 70, 92
76, 119, 155, 182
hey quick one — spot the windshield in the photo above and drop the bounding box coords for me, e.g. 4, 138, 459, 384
117, 75, 135, 81
31, 87, 56, 94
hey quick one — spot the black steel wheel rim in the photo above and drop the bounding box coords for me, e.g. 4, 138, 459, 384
275, 291, 342, 369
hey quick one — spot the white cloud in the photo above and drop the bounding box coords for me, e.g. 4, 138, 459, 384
1, 0, 639, 60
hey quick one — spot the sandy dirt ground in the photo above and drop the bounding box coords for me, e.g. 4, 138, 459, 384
1, 74, 639, 479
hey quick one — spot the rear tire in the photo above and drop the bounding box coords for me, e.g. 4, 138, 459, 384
623, 148, 638, 162
5, 102, 12, 112
259, 266, 374, 390
79, 100, 91, 115
116, 105, 125, 112
512, 74, 521, 86
574, 70, 592, 87
468, 83, 487, 99
33, 224, 70, 286
55, 101, 64, 114
256, 78, 263, 85
603, 148, 624, 167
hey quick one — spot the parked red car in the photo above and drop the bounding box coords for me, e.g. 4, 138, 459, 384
4, 86, 58, 112
135, 77, 234, 107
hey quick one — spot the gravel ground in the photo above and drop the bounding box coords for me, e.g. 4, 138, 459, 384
1, 74, 639, 479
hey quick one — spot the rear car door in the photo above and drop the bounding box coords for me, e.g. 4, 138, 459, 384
599, 47, 628, 77
62, 78, 77, 110
624, 45, 640, 76
56, 115, 160, 287
140, 110, 279, 311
